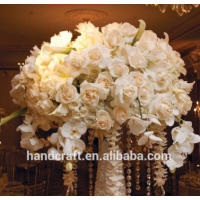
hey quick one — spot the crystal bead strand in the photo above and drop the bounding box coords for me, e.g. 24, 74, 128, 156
63, 160, 70, 196
146, 148, 152, 196
126, 129, 132, 196
88, 129, 94, 196
135, 136, 140, 191
73, 159, 78, 196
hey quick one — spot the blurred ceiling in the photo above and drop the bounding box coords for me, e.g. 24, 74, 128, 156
0, 4, 200, 69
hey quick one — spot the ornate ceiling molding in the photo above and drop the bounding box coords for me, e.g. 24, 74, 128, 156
65, 9, 107, 21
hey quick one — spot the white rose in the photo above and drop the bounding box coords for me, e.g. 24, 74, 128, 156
149, 95, 179, 126
138, 84, 154, 106
64, 50, 88, 77
128, 47, 147, 69
130, 71, 147, 87
120, 22, 137, 43
80, 81, 109, 109
35, 93, 54, 115
136, 30, 158, 53
104, 30, 124, 50
80, 107, 89, 118
113, 105, 131, 124
95, 72, 113, 89
86, 44, 110, 69
71, 109, 80, 119
111, 75, 138, 106
96, 110, 113, 130
117, 44, 132, 65
56, 83, 79, 104
102, 22, 122, 36
108, 58, 129, 77
68, 100, 81, 110
152, 70, 170, 92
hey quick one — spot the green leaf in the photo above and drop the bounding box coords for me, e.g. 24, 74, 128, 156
0, 107, 27, 126
131, 20, 146, 46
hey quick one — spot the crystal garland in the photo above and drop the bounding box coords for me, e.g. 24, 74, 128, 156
63, 160, 75, 196
73, 159, 78, 196
146, 148, 152, 196
135, 135, 141, 191
126, 128, 132, 196
88, 129, 95, 196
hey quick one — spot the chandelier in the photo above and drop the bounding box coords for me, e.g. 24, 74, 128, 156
194, 101, 200, 118
149, 4, 199, 16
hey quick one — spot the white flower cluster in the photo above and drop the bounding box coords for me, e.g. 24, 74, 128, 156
10, 21, 199, 181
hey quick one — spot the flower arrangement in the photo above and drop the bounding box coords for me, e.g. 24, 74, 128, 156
1, 20, 200, 195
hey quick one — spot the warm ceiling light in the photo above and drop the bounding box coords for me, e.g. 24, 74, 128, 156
65, 9, 107, 22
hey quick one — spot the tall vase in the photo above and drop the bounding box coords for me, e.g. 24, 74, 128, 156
94, 139, 127, 196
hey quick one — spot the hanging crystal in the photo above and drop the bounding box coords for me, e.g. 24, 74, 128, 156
63, 159, 74, 196
73, 159, 78, 196
146, 148, 152, 196
88, 129, 94, 196
126, 129, 132, 196
135, 136, 140, 191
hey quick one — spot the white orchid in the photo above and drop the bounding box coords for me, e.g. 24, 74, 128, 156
48, 133, 59, 145
17, 124, 45, 152
172, 121, 200, 152
47, 147, 61, 161
138, 131, 163, 146
60, 119, 87, 139
64, 139, 86, 156
165, 145, 184, 170
128, 117, 152, 136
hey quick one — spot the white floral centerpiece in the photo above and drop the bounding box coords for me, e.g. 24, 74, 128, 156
1, 20, 200, 196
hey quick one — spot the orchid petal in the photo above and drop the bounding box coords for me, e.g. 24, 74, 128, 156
61, 122, 72, 138
74, 120, 87, 135
149, 134, 163, 142
138, 135, 148, 146
49, 133, 59, 145
189, 133, 200, 144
